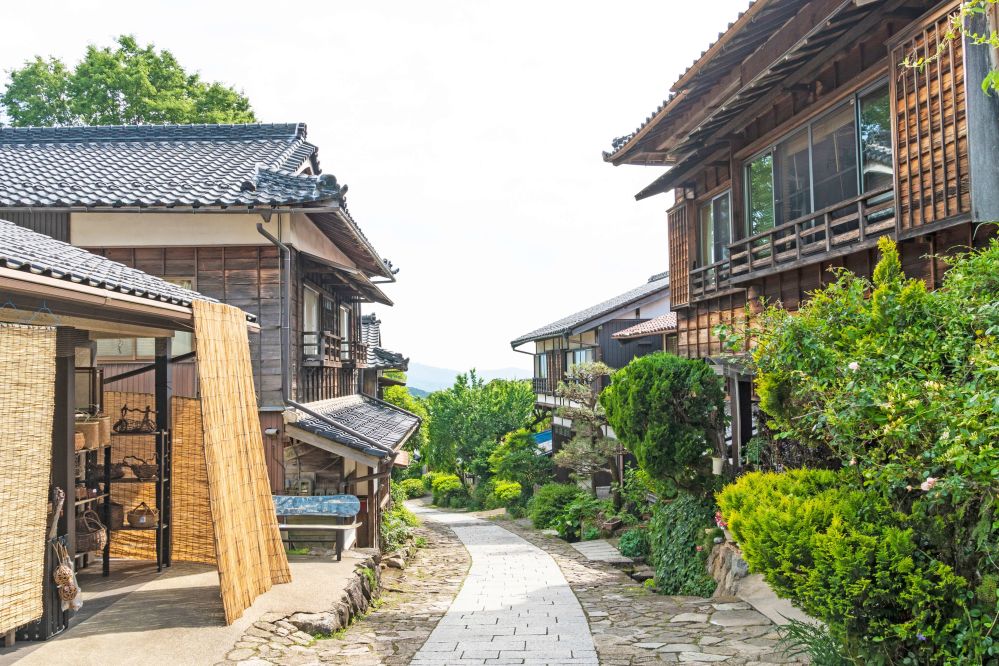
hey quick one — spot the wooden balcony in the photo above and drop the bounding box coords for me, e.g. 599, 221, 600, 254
341, 340, 369, 367
690, 257, 734, 301
728, 186, 895, 282
533, 377, 555, 394
302, 331, 342, 367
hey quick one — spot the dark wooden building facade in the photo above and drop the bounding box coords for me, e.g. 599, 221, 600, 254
606, 0, 999, 465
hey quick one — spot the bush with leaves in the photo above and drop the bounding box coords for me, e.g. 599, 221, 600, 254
552, 494, 607, 542
723, 238, 999, 663
490, 480, 523, 508
398, 478, 427, 499
647, 493, 716, 597
529, 482, 585, 529
617, 528, 650, 559
602, 353, 727, 492
488, 429, 553, 494
430, 473, 466, 507
381, 483, 420, 553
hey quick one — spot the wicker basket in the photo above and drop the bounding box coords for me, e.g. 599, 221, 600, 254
74, 432, 86, 452
124, 455, 158, 480
127, 502, 158, 528
98, 414, 112, 446
76, 509, 107, 552
100, 501, 124, 529
74, 419, 101, 450
96, 462, 126, 480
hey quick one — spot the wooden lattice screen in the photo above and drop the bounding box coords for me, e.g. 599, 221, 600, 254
192, 301, 289, 624
0, 325, 55, 636
668, 203, 690, 307
890, 2, 970, 231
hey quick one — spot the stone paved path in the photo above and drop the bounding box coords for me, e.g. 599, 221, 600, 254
499, 519, 806, 665
411, 507, 598, 666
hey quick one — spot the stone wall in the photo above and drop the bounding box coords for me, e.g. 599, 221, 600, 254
707, 542, 749, 598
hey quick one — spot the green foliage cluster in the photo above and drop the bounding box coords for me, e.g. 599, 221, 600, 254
1, 35, 255, 126
382, 381, 429, 454
430, 473, 467, 507
488, 429, 553, 493
529, 483, 585, 530
648, 493, 716, 597
398, 478, 427, 499
725, 238, 999, 663
603, 352, 727, 492
617, 528, 650, 559
491, 480, 523, 506
425, 372, 534, 479
552, 494, 607, 542
380, 483, 420, 553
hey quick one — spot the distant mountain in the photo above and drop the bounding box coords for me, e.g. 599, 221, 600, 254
407, 386, 430, 399
406, 362, 531, 394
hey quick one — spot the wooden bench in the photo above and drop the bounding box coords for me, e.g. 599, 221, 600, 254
273, 495, 362, 562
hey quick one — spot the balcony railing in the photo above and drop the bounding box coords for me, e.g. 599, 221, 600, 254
728, 186, 895, 280
533, 377, 556, 394
690, 256, 734, 301
302, 330, 342, 366
341, 340, 369, 366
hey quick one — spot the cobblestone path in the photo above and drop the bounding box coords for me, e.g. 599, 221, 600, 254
411, 507, 597, 665
499, 518, 806, 665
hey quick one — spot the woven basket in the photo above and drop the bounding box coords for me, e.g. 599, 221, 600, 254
74, 432, 86, 452
123, 455, 157, 480
98, 414, 112, 446
127, 502, 158, 528
96, 462, 126, 480
100, 501, 124, 529
75, 509, 107, 552
75, 419, 101, 450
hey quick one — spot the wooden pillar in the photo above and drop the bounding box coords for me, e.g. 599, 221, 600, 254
53, 329, 76, 557
367, 463, 380, 551
154, 337, 172, 570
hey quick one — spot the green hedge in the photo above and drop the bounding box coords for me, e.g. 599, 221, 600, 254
398, 478, 427, 499
528, 483, 584, 529
648, 493, 716, 597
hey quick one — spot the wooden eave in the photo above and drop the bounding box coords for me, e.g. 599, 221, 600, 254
306, 210, 392, 280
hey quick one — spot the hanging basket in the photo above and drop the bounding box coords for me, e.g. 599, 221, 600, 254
75, 509, 107, 552
127, 502, 158, 528
74, 432, 86, 452
123, 455, 157, 480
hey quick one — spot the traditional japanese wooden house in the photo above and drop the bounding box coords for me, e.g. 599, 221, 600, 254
0, 220, 286, 643
359, 313, 410, 399
0, 124, 417, 503
605, 0, 999, 467
510, 272, 673, 480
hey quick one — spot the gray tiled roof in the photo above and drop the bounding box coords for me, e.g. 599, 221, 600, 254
0, 218, 254, 318
292, 395, 420, 459
361, 313, 409, 370
0, 123, 344, 208
511, 272, 669, 347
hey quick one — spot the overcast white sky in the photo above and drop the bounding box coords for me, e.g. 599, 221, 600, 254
1, 1, 749, 371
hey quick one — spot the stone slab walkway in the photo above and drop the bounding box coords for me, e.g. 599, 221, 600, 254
569, 539, 633, 565
499, 519, 807, 665
412, 507, 598, 666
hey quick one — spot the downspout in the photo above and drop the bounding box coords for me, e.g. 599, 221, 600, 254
257, 217, 291, 405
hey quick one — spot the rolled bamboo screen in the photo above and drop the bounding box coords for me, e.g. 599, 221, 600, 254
192, 301, 290, 623
0, 325, 56, 636
104, 392, 214, 564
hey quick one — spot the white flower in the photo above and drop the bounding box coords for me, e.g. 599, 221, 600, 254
920, 477, 938, 492
849, 458, 857, 466
848, 361, 860, 371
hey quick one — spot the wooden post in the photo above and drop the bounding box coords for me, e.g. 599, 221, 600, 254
154, 337, 172, 570
53, 328, 76, 561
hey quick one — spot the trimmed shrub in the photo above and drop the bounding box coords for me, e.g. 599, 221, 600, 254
490, 480, 522, 507
617, 528, 649, 559
528, 483, 584, 529
422, 471, 443, 493
648, 493, 716, 596
430, 473, 466, 506
399, 478, 427, 499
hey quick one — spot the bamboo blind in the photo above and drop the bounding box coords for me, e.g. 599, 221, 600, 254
0, 325, 55, 636
192, 301, 289, 624
104, 392, 215, 564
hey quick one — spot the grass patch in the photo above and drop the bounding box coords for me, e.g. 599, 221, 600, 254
285, 546, 310, 555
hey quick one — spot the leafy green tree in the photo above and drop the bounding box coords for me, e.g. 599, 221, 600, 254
1, 35, 255, 126
382, 383, 429, 454
552, 362, 623, 508
425, 371, 534, 480
602, 353, 726, 494
488, 429, 553, 493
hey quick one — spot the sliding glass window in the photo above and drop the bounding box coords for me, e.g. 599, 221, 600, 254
698, 191, 731, 266
743, 83, 892, 234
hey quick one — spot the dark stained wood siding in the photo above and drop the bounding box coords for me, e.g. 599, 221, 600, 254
0, 210, 70, 241
597, 320, 664, 370
890, 2, 971, 231
668, 204, 690, 307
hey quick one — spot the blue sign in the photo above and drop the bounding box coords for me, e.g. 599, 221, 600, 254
272, 494, 361, 518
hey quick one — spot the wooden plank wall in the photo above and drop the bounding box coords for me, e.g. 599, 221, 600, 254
668, 204, 690, 307
597, 319, 663, 370
891, 3, 970, 231
0, 210, 70, 241
91, 246, 283, 408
